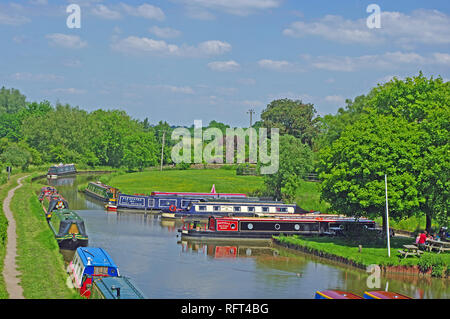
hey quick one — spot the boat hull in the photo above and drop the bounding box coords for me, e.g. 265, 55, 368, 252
58, 238, 89, 250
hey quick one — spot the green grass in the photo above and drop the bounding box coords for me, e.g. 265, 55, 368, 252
107, 168, 265, 195
294, 181, 330, 212
10, 175, 78, 299
275, 235, 450, 275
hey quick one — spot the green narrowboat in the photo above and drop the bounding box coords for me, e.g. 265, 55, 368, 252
91, 276, 146, 299
84, 181, 119, 202
48, 209, 88, 250
47, 163, 77, 179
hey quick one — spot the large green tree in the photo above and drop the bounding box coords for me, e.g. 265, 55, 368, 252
318, 73, 449, 231
318, 113, 423, 226
261, 99, 320, 148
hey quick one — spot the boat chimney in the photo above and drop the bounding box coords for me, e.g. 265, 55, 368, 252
111, 285, 121, 298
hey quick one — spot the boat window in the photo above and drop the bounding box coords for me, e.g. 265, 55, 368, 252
159, 199, 176, 207
248, 207, 255, 212
213, 206, 220, 211
233, 206, 241, 212
262, 207, 269, 212
198, 205, 207, 211
277, 207, 287, 212
94, 266, 109, 276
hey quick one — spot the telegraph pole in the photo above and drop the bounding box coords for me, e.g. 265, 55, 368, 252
247, 109, 255, 127
160, 131, 166, 171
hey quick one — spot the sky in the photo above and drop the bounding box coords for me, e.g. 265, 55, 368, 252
1, 0, 449, 127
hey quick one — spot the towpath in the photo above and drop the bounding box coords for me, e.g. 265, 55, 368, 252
2, 175, 28, 299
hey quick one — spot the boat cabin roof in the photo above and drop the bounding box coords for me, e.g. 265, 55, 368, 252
52, 209, 83, 221
76, 247, 118, 268
197, 199, 294, 206
95, 276, 146, 299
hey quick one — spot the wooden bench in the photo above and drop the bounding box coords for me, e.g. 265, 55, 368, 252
398, 245, 424, 258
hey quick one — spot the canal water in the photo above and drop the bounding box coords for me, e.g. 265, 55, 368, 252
47, 175, 448, 299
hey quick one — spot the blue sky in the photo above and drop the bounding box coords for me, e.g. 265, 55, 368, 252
1, 0, 449, 127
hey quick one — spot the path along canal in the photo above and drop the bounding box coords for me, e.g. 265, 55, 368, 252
45, 175, 448, 299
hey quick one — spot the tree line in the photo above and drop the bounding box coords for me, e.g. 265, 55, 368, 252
0, 72, 448, 231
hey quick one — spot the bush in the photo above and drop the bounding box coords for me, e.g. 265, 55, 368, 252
418, 254, 448, 277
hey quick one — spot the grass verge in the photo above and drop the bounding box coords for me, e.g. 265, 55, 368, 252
10, 175, 78, 299
274, 235, 449, 277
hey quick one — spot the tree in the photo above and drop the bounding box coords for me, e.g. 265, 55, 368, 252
0, 87, 26, 114
261, 99, 320, 147
0, 143, 32, 170
318, 113, 424, 227
122, 131, 158, 171
318, 73, 449, 232
264, 134, 314, 201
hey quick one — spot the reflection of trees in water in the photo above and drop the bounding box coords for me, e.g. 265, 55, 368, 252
334, 258, 449, 299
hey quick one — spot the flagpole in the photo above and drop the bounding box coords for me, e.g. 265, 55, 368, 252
385, 174, 391, 257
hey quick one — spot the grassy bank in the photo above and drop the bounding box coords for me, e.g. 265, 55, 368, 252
275, 235, 450, 277
106, 168, 265, 194
8, 175, 77, 299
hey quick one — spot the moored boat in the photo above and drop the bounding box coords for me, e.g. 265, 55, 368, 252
161, 199, 307, 219
363, 291, 411, 299
116, 189, 249, 212
180, 215, 377, 240
47, 163, 76, 179
84, 181, 119, 202
48, 209, 88, 250
91, 276, 146, 299
68, 247, 119, 298
315, 290, 363, 299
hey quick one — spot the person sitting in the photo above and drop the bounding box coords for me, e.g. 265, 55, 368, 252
417, 231, 428, 250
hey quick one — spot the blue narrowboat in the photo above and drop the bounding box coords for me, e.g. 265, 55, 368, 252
116, 192, 248, 212
68, 247, 120, 298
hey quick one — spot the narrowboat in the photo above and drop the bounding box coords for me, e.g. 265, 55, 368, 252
68, 247, 119, 298
38, 186, 57, 202
315, 290, 363, 299
363, 291, 411, 299
48, 209, 88, 250
116, 189, 248, 212
47, 163, 76, 179
161, 199, 307, 219
91, 276, 146, 299
180, 215, 376, 240
84, 181, 119, 202
44, 197, 69, 221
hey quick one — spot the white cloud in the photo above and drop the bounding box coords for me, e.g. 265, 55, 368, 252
178, 0, 281, 16
207, 60, 240, 72
29, 0, 48, 5
257, 59, 302, 72
283, 9, 450, 47
46, 33, 87, 49
324, 95, 345, 104
48, 88, 86, 95
304, 52, 448, 72
111, 36, 231, 57
0, 11, 30, 26
91, 4, 122, 20
11, 72, 63, 81
153, 85, 195, 94
149, 26, 182, 39
121, 3, 165, 21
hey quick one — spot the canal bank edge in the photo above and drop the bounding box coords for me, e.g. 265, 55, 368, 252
272, 237, 446, 278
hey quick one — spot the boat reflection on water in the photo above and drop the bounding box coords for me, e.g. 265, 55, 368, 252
179, 239, 275, 259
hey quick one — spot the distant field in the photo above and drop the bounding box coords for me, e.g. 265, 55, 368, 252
107, 169, 265, 195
